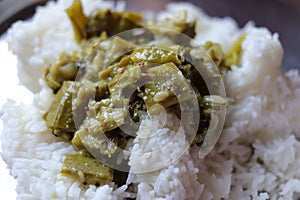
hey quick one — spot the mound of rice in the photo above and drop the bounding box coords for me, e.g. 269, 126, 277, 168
1, 0, 300, 199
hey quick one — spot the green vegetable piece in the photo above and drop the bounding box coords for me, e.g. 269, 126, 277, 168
131, 47, 182, 65
105, 37, 137, 66
146, 62, 200, 142
143, 62, 194, 113
71, 113, 119, 157
72, 97, 127, 153
108, 65, 143, 96
128, 92, 145, 123
222, 33, 246, 68
44, 52, 81, 91
72, 122, 131, 158
66, 0, 88, 42
71, 129, 85, 150
98, 64, 116, 81
87, 99, 127, 132
61, 154, 113, 186
200, 95, 228, 116
44, 81, 77, 140
186, 43, 226, 95
73, 80, 109, 126
85, 10, 142, 38
203, 41, 224, 66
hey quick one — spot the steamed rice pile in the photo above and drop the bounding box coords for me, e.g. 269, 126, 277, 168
1, 0, 300, 199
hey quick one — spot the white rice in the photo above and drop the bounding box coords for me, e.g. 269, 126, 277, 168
1, 0, 300, 199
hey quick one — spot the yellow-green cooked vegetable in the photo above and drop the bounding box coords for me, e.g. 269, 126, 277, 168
130, 47, 182, 65
44, 52, 81, 91
222, 33, 246, 68
66, 0, 88, 41
72, 80, 110, 127
72, 126, 119, 157
44, 2, 229, 187
44, 81, 77, 140
61, 154, 113, 186
203, 41, 224, 66
72, 98, 126, 156
85, 10, 142, 38
143, 62, 194, 111
66, 0, 142, 41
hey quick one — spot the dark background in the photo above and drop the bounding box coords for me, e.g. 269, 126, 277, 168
1, 0, 299, 70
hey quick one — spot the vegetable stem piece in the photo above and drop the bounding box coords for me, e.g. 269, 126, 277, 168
66, 0, 88, 41
61, 154, 113, 186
